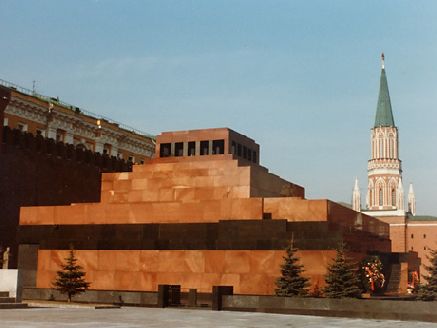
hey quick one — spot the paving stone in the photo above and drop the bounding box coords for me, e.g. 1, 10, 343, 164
0, 307, 435, 328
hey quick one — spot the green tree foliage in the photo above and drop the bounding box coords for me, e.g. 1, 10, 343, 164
275, 242, 309, 297
53, 249, 90, 302
324, 244, 361, 298
417, 248, 437, 301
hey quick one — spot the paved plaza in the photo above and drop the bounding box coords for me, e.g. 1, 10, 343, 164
0, 307, 436, 328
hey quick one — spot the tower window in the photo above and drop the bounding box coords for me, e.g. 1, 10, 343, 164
379, 188, 383, 206
390, 139, 394, 158
379, 139, 383, 158
411, 234, 414, 239
391, 188, 396, 206
424, 234, 426, 239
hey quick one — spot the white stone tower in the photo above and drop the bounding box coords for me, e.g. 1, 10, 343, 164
352, 178, 361, 212
408, 183, 416, 216
365, 53, 405, 215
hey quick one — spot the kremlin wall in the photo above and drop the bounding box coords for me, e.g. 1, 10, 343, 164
17, 128, 417, 296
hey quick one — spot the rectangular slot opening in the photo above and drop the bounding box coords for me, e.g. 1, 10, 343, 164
160, 143, 171, 157
188, 141, 196, 156
212, 139, 224, 154
174, 142, 184, 156
200, 140, 209, 155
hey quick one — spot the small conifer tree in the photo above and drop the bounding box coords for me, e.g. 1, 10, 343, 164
275, 241, 309, 297
417, 248, 437, 301
53, 249, 90, 302
324, 244, 361, 298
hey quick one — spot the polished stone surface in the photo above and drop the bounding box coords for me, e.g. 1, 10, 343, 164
0, 307, 435, 328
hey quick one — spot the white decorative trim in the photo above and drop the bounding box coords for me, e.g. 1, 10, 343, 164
363, 209, 406, 217
407, 223, 437, 226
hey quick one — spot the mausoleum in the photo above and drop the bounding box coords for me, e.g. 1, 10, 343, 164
18, 128, 417, 296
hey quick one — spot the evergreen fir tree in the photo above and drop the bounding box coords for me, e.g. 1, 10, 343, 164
53, 249, 90, 302
324, 244, 361, 298
417, 248, 437, 301
275, 241, 309, 297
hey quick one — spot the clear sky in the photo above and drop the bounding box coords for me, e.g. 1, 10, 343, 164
1, 0, 436, 214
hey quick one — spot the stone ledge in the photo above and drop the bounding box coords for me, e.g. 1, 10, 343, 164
222, 295, 437, 323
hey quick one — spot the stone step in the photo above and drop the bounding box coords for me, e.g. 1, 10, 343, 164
0, 297, 16, 303
0, 303, 28, 309
0, 291, 9, 297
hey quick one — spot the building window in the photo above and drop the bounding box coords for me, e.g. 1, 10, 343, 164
85, 141, 94, 151
411, 246, 414, 251
103, 143, 112, 155
231, 141, 236, 154
411, 234, 414, 239
17, 122, 28, 132
200, 140, 209, 155
424, 234, 426, 239
237, 144, 242, 156
3, 117, 8, 126
56, 129, 66, 142
76, 144, 86, 151
174, 142, 184, 156
243, 146, 248, 159
424, 246, 427, 250
160, 143, 171, 157
212, 139, 224, 155
188, 141, 196, 156
252, 150, 257, 163
247, 149, 252, 161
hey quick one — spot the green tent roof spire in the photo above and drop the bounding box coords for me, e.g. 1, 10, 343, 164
374, 53, 395, 127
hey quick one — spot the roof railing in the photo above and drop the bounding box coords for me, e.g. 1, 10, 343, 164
0, 78, 155, 139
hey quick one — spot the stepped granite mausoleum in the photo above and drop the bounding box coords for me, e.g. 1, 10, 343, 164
18, 128, 418, 296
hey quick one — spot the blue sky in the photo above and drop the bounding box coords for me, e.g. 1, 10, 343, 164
1, 0, 437, 214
